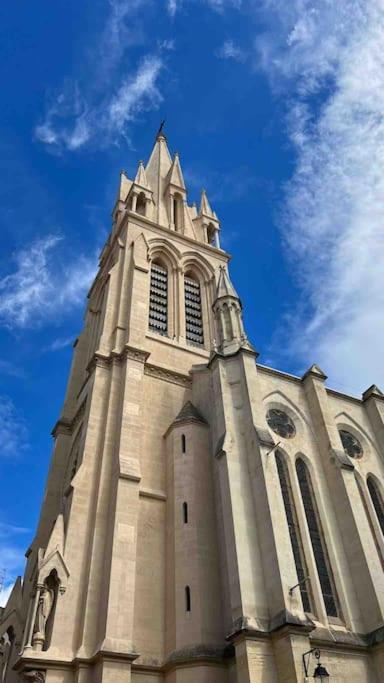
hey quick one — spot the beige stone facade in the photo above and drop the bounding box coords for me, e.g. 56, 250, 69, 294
1, 132, 384, 682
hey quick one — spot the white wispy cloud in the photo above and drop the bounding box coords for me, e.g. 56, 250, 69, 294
0, 397, 28, 458
0, 524, 30, 606
167, 0, 241, 16
216, 39, 246, 61
44, 336, 74, 353
36, 55, 164, 152
256, 0, 384, 394
35, 0, 165, 152
167, 0, 179, 16
0, 235, 97, 329
107, 56, 163, 140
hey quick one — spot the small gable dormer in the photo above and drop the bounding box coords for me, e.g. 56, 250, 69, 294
193, 189, 220, 247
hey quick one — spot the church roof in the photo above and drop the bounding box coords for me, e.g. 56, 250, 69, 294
172, 401, 208, 426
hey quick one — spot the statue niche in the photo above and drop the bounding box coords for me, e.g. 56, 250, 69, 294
32, 571, 58, 652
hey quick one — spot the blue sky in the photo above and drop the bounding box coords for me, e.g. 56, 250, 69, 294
1, 0, 383, 603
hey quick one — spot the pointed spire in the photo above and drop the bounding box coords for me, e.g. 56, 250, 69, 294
134, 160, 150, 189
199, 189, 214, 217
216, 266, 240, 301
145, 130, 173, 225
166, 152, 186, 190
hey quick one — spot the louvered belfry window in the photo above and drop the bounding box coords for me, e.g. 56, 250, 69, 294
149, 262, 168, 335
276, 452, 312, 613
184, 275, 204, 346
296, 458, 340, 618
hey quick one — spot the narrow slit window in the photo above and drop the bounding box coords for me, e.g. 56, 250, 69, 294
181, 434, 186, 453
184, 275, 204, 346
185, 585, 191, 612
275, 452, 312, 613
136, 193, 146, 216
183, 502, 188, 524
296, 458, 340, 618
149, 262, 168, 336
367, 476, 384, 536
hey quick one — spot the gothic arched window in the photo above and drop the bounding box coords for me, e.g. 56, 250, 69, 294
184, 273, 204, 346
149, 261, 168, 336
367, 476, 384, 537
296, 458, 340, 618
275, 452, 312, 613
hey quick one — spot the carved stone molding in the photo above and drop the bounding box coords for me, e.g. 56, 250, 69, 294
145, 363, 192, 388
23, 671, 46, 682
330, 447, 354, 471
254, 426, 275, 449
124, 346, 150, 364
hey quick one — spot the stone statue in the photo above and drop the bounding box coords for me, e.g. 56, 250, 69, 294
0, 631, 12, 682
36, 585, 55, 640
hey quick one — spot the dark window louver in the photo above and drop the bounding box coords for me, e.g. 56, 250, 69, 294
368, 477, 384, 536
184, 276, 204, 346
149, 263, 168, 335
276, 453, 312, 613
296, 459, 340, 618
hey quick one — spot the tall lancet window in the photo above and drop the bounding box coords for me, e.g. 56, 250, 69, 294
275, 452, 312, 613
296, 458, 340, 618
149, 261, 168, 336
367, 476, 384, 536
184, 273, 204, 346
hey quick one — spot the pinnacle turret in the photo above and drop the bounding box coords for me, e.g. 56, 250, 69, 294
134, 160, 150, 190
199, 189, 214, 217
166, 152, 186, 190
212, 267, 254, 358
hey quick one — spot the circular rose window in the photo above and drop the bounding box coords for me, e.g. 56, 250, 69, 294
266, 409, 296, 439
339, 429, 363, 458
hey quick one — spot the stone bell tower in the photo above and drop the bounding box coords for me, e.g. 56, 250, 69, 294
0, 129, 236, 682
3, 129, 384, 683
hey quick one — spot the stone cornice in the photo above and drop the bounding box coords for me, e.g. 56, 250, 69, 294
144, 363, 192, 388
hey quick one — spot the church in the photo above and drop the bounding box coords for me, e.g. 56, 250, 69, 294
1, 130, 384, 682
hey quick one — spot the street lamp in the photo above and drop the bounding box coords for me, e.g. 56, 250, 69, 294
303, 648, 330, 680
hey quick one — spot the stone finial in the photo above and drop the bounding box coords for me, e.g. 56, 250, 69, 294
362, 384, 384, 402
301, 364, 328, 382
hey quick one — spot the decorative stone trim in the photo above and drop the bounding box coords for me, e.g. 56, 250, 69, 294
164, 643, 234, 669
330, 447, 355, 471
139, 487, 166, 501
214, 433, 226, 459
254, 426, 275, 449
119, 457, 141, 482
23, 671, 46, 682
144, 363, 192, 388
51, 400, 86, 438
